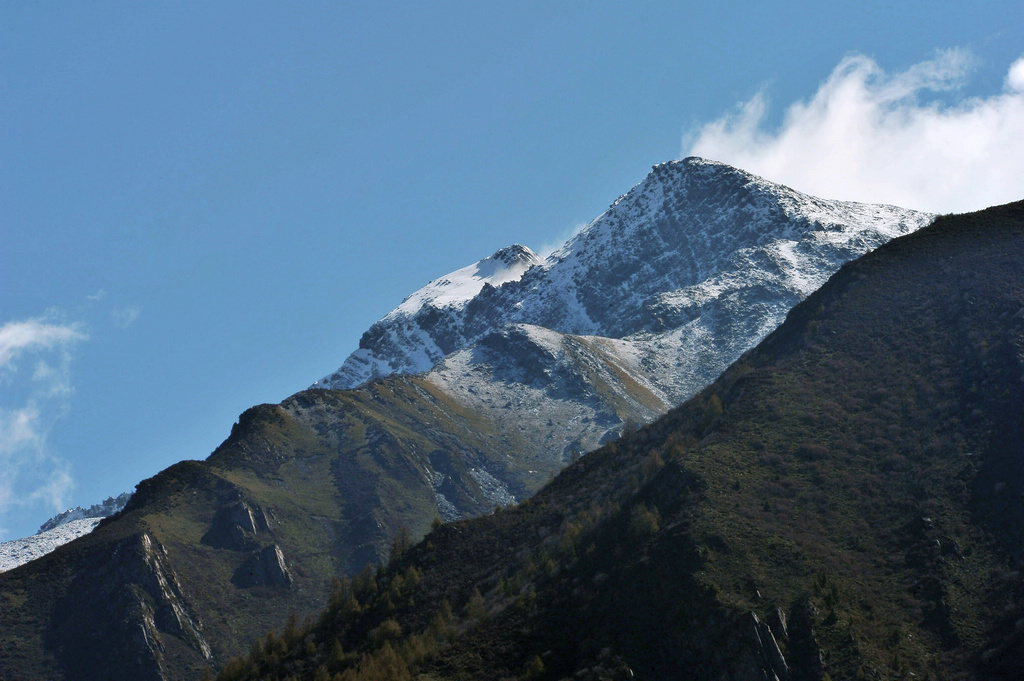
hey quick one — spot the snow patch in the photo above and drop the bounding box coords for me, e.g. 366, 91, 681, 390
0, 518, 102, 574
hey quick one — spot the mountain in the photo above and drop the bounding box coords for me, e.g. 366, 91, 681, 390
0, 160, 934, 681
36, 492, 133, 534
0, 493, 132, 575
316, 156, 931, 483
217, 200, 1024, 681
319, 157, 930, 409
0, 519, 103, 575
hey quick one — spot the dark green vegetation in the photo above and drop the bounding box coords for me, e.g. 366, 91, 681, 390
0, 370, 654, 681
214, 202, 1024, 680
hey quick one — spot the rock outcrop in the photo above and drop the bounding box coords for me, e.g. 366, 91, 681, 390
49, 532, 210, 681
233, 544, 293, 588
202, 500, 272, 551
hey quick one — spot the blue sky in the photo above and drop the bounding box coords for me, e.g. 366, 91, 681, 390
2, 1, 1022, 541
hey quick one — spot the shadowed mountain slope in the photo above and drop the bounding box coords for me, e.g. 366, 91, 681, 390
220, 201, 1024, 681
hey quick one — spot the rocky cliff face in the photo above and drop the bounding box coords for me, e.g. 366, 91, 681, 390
49, 532, 211, 681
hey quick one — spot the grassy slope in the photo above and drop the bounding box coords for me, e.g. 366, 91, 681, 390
219, 202, 1024, 681
0, 366, 644, 680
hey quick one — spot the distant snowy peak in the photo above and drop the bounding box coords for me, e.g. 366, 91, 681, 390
316, 157, 932, 391
0, 492, 132, 575
0, 519, 103, 574
36, 492, 132, 534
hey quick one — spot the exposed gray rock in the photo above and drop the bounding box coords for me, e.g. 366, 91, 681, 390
318, 158, 932, 401
754, 612, 790, 681
233, 544, 293, 588
50, 532, 210, 681
730, 611, 790, 681
787, 599, 826, 681
769, 606, 789, 641
202, 500, 271, 550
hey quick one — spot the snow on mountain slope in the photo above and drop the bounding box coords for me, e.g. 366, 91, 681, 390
36, 492, 132, 533
318, 158, 933, 404
307, 162, 934, 525
0, 493, 131, 574
319, 245, 543, 388
394, 244, 543, 315
0, 518, 102, 574
423, 323, 672, 465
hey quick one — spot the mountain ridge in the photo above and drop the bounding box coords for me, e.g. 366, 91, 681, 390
318, 157, 931, 400
218, 199, 1024, 681
314, 157, 933, 478
0, 160, 940, 681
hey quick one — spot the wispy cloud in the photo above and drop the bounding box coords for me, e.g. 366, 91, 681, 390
0, 318, 86, 372
538, 221, 589, 258
0, 316, 87, 533
112, 305, 142, 329
684, 50, 1024, 213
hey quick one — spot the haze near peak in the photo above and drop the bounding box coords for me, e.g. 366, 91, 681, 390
685, 50, 1024, 214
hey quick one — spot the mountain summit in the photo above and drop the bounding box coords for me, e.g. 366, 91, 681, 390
318, 158, 931, 410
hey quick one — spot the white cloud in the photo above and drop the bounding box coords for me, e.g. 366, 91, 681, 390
0, 316, 86, 528
28, 466, 74, 511
0, 318, 86, 372
0, 405, 41, 455
684, 50, 1024, 213
1007, 56, 1024, 93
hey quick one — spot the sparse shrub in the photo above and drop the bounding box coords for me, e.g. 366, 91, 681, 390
352, 563, 378, 601
347, 641, 412, 681
515, 588, 537, 612
629, 503, 660, 537
215, 656, 254, 681
464, 587, 487, 622
428, 600, 455, 639
526, 654, 546, 679
329, 638, 348, 670
390, 526, 412, 563
640, 449, 665, 483
371, 618, 403, 646
701, 394, 724, 430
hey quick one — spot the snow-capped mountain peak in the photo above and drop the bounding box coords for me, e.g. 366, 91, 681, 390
316, 158, 932, 392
